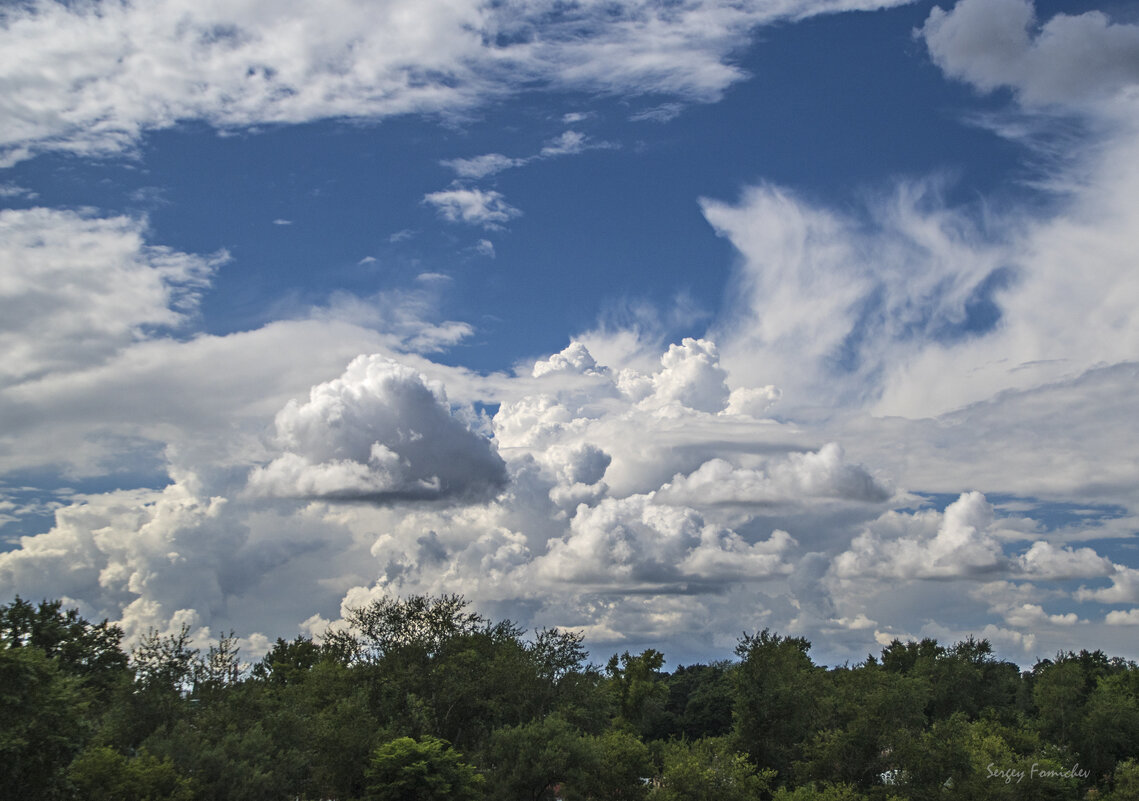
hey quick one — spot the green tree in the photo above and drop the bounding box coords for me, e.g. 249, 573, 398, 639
800, 661, 929, 789
574, 728, 654, 801
651, 737, 775, 801
659, 662, 735, 740
365, 735, 484, 801
1106, 759, 1139, 801
68, 745, 195, 801
733, 629, 826, 778
0, 645, 90, 800
486, 715, 590, 801
0, 596, 128, 702
607, 649, 669, 737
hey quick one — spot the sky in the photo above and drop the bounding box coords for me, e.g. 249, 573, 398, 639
2, 0, 1139, 669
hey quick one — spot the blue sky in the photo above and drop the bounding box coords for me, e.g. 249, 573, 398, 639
3, 0, 1139, 668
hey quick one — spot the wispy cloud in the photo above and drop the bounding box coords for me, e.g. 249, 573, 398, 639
630, 103, 684, 123
0, 0, 913, 165
440, 153, 527, 179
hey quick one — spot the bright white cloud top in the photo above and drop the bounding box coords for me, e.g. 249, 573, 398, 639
2, 0, 1139, 667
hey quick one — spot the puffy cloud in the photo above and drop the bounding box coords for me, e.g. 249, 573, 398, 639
248, 355, 507, 502
1105, 609, 1139, 625
422, 187, 522, 229
656, 444, 891, 508
920, 0, 1139, 108
1076, 566, 1139, 605
646, 338, 731, 412
531, 341, 607, 378
1015, 540, 1115, 580
834, 491, 1007, 579
1002, 603, 1078, 628
0, 0, 912, 164
533, 493, 795, 588
0, 208, 221, 386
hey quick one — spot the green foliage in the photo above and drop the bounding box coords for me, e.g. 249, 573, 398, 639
607, 649, 669, 737
249, 635, 323, 685
486, 714, 589, 801
657, 662, 735, 740
0, 596, 128, 701
1107, 759, 1139, 801
0, 644, 90, 799
68, 745, 194, 801
365, 735, 484, 801
771, 781, 870, 801
574, 728, 654, 801
651, 737, 775, 801
5, 594, 1139, 801
733, 629, 826, 778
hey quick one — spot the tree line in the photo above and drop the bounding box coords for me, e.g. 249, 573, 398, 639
2, 593, 1138, 800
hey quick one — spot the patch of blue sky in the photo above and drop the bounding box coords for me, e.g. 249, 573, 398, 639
3, 2, 1048, 377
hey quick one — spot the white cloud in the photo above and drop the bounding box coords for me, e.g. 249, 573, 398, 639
540, 130, 589, 157
248, 355, 507, 503
533, 493, 795, 588
656, 444, 891, 508
920, 0, 1139, 108
440, 153, 527, 179
629, 103, 684, 123
0, 207, 221, 387
531, 341, 607, 378
0, 0, 913, 165
1002, 603, 1078, 627
1076, 566, 1139, 605
0, 181, 36, 199
834, 491, 1008, 580
423, 186, 522, 229
272, 218, 292, 226
1105, 608, 1139, 625
1015, 540, 1115, 580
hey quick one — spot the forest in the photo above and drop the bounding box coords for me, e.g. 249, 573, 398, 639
2, 594, 1138, 801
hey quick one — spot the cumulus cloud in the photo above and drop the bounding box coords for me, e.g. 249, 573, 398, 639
656, 444, 891, 508
0, 0, 912, 164
1076, 566, 1139, 605
534, 494, 796, 589
835, 491, 1008, 580
1106, 609, 1139, 625
248, 355, 507, 503
531, 341, 608, 378
920, 0, 1139, 107
423, 187, 522, 229
0, 208, 221, 386
1015, 540, 1115, 580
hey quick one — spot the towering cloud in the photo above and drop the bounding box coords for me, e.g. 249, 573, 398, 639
248, 355, 507, 503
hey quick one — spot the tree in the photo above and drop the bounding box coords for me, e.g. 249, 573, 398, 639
0, 645, 90, 800
659, 662, 735, 740
651, 737, 775, 801
365, 735, 484, 801
250, 636, 323, 686
800, 661, 928, 789
606, 649, 669, 737
0, 596, 128, 701
574, 729, 654, 801
68, 745, 195, 801
486, 715, 590, 801
733, 630, 826, 778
